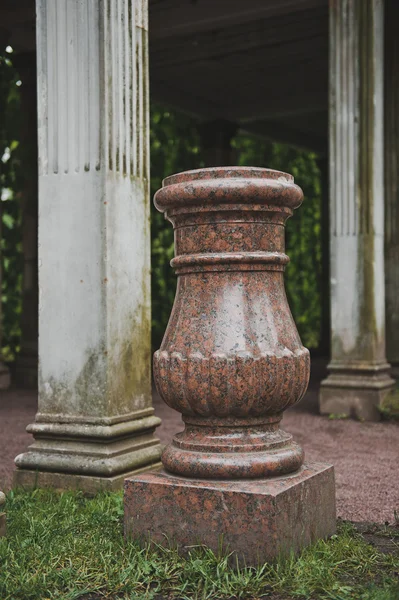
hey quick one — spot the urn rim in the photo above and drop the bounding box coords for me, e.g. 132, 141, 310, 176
163, 166, 294, 186
154, 166, 304, 213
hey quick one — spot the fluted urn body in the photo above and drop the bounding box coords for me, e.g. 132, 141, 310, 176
153, 167, 310, 479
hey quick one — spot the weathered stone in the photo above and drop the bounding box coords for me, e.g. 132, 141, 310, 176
125, 167, 335, 560
320, 0, 394, 420
14, 463, 162, 496
14, 0, 161, 491
320, 369, 393, 421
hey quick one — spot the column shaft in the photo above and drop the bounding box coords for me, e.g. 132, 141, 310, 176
320, 0, 394, 420
14, 0, 161, 492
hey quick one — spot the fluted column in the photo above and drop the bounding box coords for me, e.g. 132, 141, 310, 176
14, 0, 161, 492
320, 0, 394, 420
384, 0, 399, 378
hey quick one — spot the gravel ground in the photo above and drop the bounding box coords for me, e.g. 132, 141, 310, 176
1, 381, 398, 523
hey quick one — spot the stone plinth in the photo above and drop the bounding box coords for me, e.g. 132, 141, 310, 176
0, 492, 6, 537
320, 367, 393, 421
125, 463, 335, 565
124, 166, 335, 561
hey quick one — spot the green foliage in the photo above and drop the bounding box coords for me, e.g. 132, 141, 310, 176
232, 135, 323, 348
150, 110, 323, 352
1, 489, 398, 599
150, 105, 205, 350
0, 48, 23, 362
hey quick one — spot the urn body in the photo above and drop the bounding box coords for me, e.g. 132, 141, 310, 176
153, 167, 310, 479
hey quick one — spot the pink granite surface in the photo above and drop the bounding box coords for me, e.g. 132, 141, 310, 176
124, 462, 336, 565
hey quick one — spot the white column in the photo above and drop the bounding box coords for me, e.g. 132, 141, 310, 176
384, 0, 399, 377
320, 0, 394, 420
15, 0, 161, 492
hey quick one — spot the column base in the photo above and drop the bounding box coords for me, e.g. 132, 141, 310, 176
124, 462, 336, 566
14, 463, 162, 495
14, 349, 38, 389
319, 365, 395, 421
0, 360, 11, 390
14, 412, 163, 494
0, 492, 6, 537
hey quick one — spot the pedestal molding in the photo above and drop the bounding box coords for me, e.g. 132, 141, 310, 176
15, 438, 161, 477
34, 406, 157, 426
26, 415, 161, 439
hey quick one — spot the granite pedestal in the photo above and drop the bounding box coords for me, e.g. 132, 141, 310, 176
124, 463, 335, 565
124, 167, 336, 563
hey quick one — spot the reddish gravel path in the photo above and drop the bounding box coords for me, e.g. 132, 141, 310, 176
1, 384, 398, 523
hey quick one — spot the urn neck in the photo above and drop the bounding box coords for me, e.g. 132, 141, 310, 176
154, 167, 303, 275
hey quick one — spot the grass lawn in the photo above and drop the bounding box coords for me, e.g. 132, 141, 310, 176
0, 489, 398, 600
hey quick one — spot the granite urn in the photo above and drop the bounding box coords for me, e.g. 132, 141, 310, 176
124, 167, 336, 564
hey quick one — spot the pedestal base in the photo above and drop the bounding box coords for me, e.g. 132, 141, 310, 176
0, 361, 10, 390
319, 368, 394, 421
14, 462, 162, 495
14, 414, 163, 494
124, 462, 336, 565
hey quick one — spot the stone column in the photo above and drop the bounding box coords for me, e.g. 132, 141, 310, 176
384, 0, 399, 378
198, 119, 238, 167
14, 0, 162, 493
0, 199, 10, 390
320, 0, 394, 421
13, 53, 39, 389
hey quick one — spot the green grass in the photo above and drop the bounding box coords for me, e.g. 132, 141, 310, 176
0, 490, 398, 600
